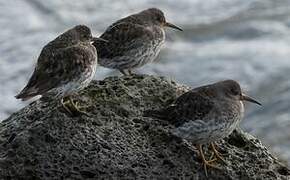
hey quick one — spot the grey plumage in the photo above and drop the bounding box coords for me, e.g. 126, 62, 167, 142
15, 25, 99, 101
145, 80, 261, 176
145, 80, 260, 144
93, 8, 182, 75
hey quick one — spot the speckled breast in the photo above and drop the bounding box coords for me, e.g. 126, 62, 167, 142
116, 26, 165, 70
171, 102, 243, 145
134, 26, 165, 67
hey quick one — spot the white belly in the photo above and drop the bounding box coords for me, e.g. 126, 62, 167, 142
171, 114, 242, 144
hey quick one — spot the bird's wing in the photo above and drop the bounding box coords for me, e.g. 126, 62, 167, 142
144, 90, 214, 127
171, 91, 215, 126
93, 22, 154, 59
15, 44, 95, 100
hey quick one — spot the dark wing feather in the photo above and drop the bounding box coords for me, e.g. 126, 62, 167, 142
93, 22, 154, 59
15, 44, 95, 100
111, 15, 145, 26
144, 90, 214, 127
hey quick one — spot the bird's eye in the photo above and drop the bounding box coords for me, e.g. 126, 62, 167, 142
83, 34, 90, 39
230, 88, 240, 96
156, 16, 164, 22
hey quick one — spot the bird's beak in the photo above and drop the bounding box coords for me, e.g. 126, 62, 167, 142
164, 22, 183, 31
92, 37, 108, 43
241, 93, 261, 106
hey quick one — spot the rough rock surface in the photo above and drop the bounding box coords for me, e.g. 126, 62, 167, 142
0, 75, 289, 180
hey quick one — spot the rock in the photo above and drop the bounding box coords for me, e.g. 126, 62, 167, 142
0, 75, 289, 180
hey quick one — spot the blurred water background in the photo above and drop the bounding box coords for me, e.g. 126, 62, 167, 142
1, 0, 290, 165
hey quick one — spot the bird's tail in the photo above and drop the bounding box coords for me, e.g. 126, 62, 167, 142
15, 86, 38, 101
143, 106, 175, 120
143, 109, 165, 119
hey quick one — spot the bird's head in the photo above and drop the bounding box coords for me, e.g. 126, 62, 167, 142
214, 80, 261, 106
73, 25, 93, 42
53, 25, 93, 44
139, 8, 183, 31
72, 25, 108, 43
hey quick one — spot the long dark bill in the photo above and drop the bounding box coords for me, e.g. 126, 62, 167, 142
92, 37, 108, 42
241, 94, 262, 106
164, 22, 183, 31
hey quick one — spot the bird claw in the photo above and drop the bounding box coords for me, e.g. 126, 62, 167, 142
61, 97, 90, 116
128, 69, 135, 75
198, 144, 224, 177
120, 69, 135, 76
211, 143, 227, 165
207, 155, 218, 163
202, 159, 222, 177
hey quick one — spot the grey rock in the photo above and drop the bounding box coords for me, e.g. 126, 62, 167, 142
0, 75, 289, 180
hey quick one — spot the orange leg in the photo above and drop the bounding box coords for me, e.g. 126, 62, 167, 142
211, 143, 227, 164
61, 96, 88, 116
198, 144, 221, 177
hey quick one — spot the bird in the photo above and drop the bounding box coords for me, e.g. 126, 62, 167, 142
93, 8, 183, 76
144, 80, 261, 176
15, 25, 107, 115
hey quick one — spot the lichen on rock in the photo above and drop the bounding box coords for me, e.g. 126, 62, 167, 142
0, 75, 289, 180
